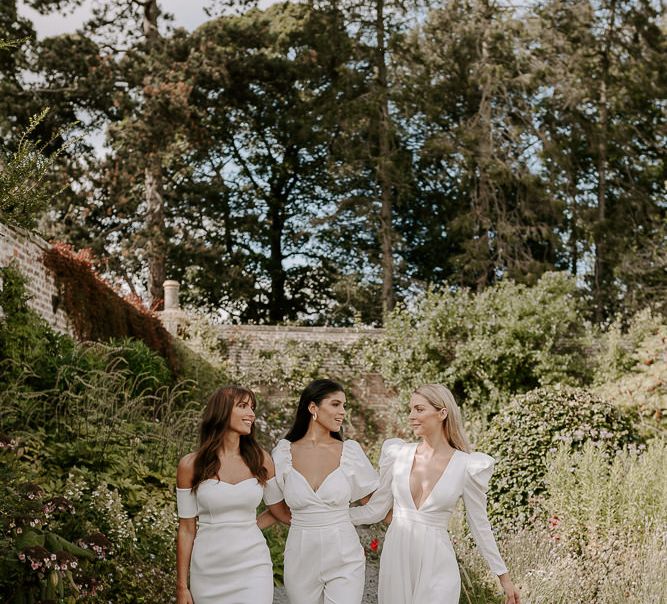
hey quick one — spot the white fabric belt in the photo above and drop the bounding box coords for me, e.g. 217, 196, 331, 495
290, 508, 350, 528
393, 507, 451, 528
198, 518, 256, 527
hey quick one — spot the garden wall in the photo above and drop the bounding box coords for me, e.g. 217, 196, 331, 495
0, 221, 395, 412
0, 222, 70, 334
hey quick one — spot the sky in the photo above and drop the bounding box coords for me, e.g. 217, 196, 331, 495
19, 0, 212, 38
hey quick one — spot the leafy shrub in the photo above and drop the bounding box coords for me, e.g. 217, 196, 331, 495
596, 320, 667, 436
371, 272, 592, 412
478, 386, 640, 529
92, 337, 173, 396
467, 440, 667, 604
0, 446, 105, 603
592, 308, 663, 385
0, 264, 87, 390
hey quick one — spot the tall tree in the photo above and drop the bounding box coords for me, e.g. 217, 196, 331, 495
393, 0, 563, 289
535, 0, 667, 319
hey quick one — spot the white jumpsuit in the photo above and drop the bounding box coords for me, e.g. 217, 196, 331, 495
272, 438, 379, 604
349, 439, 508, 604
176, 476, 283, 604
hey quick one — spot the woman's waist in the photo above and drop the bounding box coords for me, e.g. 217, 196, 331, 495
289, 507, 351, 528
391, 506, 452, 528
197, 512, 259, 527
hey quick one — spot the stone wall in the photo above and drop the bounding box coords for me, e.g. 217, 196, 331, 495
0, 223, 397, 417
0, 222, 70, 334
213, 324, 396, 414
218, 324, 381, 375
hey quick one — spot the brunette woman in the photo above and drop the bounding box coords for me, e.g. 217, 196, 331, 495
176, 385, 289, 604
272, 379, 379, 604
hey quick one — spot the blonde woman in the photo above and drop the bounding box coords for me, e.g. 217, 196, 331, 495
350, 384, 520, 604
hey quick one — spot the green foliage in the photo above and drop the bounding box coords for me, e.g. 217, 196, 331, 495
0, 108, 70, 230
0, 266, 200, 602
93, 337, 173, 397
480, 440, 667, 604
0, 264, 85, 390
478, 385, 640, 530
595, 315, 667, 436
170, 336, 226, 404
545, 440, 667, 550
0, 449, 101, 603
372, 272, 591, 411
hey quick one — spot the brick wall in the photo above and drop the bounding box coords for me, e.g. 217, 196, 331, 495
0, 222, 71, 334
214, 324, 396, 413
0, 221, 397, 416
218, 324, 381, 375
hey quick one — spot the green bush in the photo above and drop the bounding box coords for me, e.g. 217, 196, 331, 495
370, 272, 592, 413
91, 337, 174, 396
0, 447, 103, 603
596, 319, 667, 437
478, 385, 640, 530
0, 264, 85, 390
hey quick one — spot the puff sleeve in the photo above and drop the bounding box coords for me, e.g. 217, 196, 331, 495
463, 452, 508, 576
342, 440, 380, 502
176, 488, 198, 519
270, 439, 292, 493
263, 477, 283, 506
349, 438, 403, 525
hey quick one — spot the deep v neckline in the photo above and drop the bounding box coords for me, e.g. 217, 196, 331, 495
408, 443, 459, 511
290, 441, 345, 495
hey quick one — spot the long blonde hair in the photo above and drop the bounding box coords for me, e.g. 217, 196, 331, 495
413, 384, 471, 453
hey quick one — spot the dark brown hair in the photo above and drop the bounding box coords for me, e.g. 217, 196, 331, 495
284, 379, 345, 442
192, 385, 268, 492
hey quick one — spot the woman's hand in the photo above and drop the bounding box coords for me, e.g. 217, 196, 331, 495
176, 585, 194, 604
499, 574, 520, 604
257, 509, 277, 530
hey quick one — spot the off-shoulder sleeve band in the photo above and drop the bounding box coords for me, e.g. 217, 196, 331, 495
463, 452, 508, 576
263, 476, 283, 506
176, 487, 198, 518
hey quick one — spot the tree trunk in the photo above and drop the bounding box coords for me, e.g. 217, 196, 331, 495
142, 0, 165, 307
145, 154, 166, 306
375, 0, 394, 314
267, 198, 286, 323
593, 0, 616, 322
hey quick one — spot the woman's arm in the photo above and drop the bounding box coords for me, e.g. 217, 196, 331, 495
259, 450, 292, 525
176, 454, 197, 604
176, 518, 196, 604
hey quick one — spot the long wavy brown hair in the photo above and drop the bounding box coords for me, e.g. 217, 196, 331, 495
192, 385, 268, 492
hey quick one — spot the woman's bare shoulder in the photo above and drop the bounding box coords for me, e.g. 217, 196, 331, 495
177, 452, 197, 487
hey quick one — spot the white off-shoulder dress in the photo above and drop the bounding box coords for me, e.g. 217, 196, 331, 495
349, 439, 507, 604
176, 476, 283, 604
272, 438, 379, 604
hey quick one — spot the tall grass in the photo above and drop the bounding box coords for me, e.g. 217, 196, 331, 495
453, 440, 667, 603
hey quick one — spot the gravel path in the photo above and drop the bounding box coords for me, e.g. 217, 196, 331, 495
272, 560, 379, 604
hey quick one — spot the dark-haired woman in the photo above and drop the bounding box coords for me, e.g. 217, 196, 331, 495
176, 385, 289, 604
271, 379, 379, 604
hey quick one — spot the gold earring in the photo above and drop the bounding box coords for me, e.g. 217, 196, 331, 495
312, 413, 318, 422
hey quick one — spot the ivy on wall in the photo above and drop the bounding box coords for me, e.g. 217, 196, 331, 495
43, 243, 178, 372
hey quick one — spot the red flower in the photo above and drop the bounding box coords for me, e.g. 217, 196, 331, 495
370, 538, 379, 552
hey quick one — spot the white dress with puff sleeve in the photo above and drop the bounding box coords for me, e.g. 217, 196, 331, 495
176, 476, 283, 604
272, 438, 379, 604
349, 439, 507, 604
